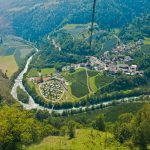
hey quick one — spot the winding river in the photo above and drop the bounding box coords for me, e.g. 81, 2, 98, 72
11, 47, 140, 114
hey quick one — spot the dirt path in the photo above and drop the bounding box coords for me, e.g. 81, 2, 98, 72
85, 68, 92, 93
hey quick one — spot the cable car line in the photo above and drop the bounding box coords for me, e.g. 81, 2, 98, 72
89, 0, 97, 49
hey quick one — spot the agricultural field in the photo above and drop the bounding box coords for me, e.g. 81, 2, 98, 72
28, 68, 56, 77
95, 74, 115, 89
2, 35, 34, 62
27, 129, 129, 150
64, 69, 89, 98
63, 69, 115, 99
0, 35, 35, 77
60, 23, 99, 40
144, 38, 150, 45
0, 55, 18, 77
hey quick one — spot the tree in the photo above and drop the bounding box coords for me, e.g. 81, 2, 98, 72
35, 110, 50, 121
113, 113, 133, 143
133, 104, 150, 149
67, 121, 76, 139
17, 87, 29, 104
0, 105, 52, 150
93, 114, 105, 131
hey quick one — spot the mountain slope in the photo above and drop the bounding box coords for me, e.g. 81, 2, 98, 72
27, 129, 129, 150
0, 0, 149, 40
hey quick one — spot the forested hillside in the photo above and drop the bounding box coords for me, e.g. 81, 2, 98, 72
0, 0, 150, 40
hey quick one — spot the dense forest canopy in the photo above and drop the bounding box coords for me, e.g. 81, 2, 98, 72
0, 0, 149, 40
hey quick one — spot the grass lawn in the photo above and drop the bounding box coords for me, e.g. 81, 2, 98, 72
62, 23, 90, 30
89, 76, 98, 92
144, 38, 150, 45
27, 80, 41, 97
28, 68, 38, 77
59, 86, 78, 102
62, 24, 81, 30
87, 70, 99, 77
27, 129, 129, 150
41, 68, 56, 76
95, 74, 114, 89
0, 55, 18, 77
113, 28, 120, 34
19, 47, 33, 59
28, 68, 56, 77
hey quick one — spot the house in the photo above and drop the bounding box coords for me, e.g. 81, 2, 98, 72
117, 64, 129, 72
124, 56, 133, 63
89, 56, 101, 66
130, 65, 138, 72
62, 66, 71, 71
34, 77, 43, 84
108, 64, 118, 74
43, 77, 51, 82
104, 51, 109, 58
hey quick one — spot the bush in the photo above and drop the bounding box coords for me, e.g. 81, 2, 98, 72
17, 87, 29, 104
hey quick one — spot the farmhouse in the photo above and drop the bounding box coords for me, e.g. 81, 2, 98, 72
89, 56, 101, 66
34, 77, 43, 84
124, 56, 133, 63
117, 64, 129, 72
43, 76, 51, 82
130, 65, 138, 72
108, 64, 118, 74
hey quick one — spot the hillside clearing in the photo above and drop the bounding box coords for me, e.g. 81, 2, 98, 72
28, 68, 56, 77
27, 129, 129, 150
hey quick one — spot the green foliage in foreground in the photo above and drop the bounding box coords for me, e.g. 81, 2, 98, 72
28, 103, 150, 150
0, 105, 54, 150
17, 87, 29, 104
0, 99, 148, 150
27, 129, 129, 150
0, 71, 14, 104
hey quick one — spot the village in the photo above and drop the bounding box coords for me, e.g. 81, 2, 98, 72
62, 39, 144, 76
28, 39, 144, 102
